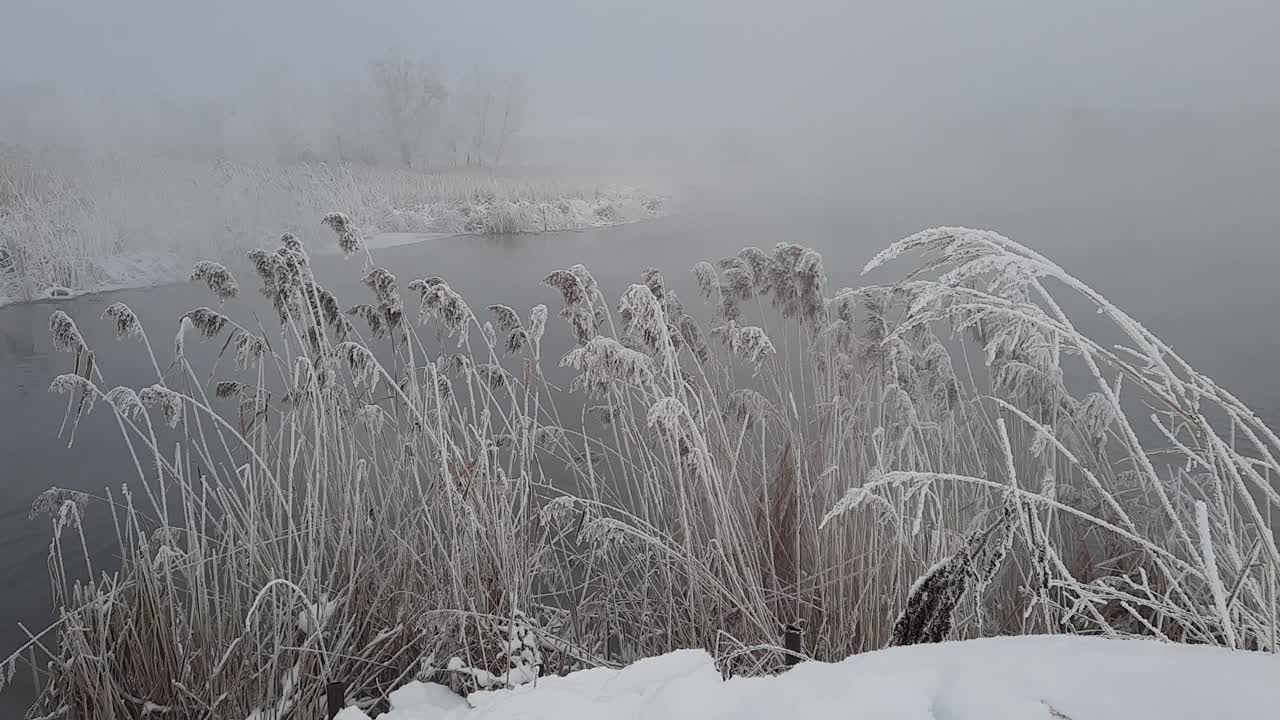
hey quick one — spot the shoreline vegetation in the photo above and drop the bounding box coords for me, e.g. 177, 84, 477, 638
0, 147, 670, 306
8, 221, 1280, 718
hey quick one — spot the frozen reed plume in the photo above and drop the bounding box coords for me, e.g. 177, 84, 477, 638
11, 223, 1280, 719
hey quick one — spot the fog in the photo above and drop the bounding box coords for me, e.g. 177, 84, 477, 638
5, 5, 1277, 130
3, 1, 1280, 233
6, 5, 1280, 715
7, 2, 1280, 114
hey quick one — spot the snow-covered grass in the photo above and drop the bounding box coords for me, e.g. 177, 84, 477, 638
0, 146, 668, 303
336, 636, 1280, 719
10, 223, 1280, 718
302, 163, 667, 236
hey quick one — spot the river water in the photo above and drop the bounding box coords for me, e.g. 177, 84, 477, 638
1, 201, 1278, 710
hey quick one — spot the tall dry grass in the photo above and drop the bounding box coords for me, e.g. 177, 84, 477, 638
8, 222, 1278, 718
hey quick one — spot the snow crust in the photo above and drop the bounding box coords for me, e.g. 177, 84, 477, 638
335, 635, 1280, 720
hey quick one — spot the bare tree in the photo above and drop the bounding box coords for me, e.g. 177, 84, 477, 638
368, 55, 448, 169
457, 67, 497, 167
327, 78, 377, 165
492, 73, 528, 168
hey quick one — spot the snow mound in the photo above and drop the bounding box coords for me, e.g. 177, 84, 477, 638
0, 250, 180, 307
336, 636, 1280, 720
384, 187, 668, 236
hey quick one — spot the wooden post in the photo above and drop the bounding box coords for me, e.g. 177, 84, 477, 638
326, 681, 346, 719
783, 624, 802, 667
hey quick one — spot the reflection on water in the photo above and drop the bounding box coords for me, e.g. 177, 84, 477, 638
0, 205, 1277, 711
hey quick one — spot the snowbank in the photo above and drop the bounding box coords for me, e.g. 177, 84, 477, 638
312, 232, 461, 255
372, 186, 668, 235
335, 636, 1280, 720
0, 250, 180, 306
1, 156, 670, 307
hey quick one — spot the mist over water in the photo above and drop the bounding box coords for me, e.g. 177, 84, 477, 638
3, 0, 1280, 716
4, 2, 1279, 275
4, 1, 1279, 192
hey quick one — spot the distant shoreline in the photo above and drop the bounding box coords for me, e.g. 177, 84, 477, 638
0, 214, 668, 308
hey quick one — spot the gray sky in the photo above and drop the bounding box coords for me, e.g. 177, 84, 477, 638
3, 0, 1278, 133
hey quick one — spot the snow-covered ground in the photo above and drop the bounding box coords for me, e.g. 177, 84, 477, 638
0, 250, 181, 307
0, 158, 670, 307
0, 186, 665, 303
373, 186, 668, 236
314, 186, 670, 256
336, 636, 1280, 720
312, 232, 462, 255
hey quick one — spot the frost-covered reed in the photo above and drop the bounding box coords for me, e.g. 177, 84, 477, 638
9, 223, 1280, 718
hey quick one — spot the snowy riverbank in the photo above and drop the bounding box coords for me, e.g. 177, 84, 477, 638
372, 185, 667, 236
0, 156, 670, 306
332, 635, 1280, 720
0, 250, 183, 307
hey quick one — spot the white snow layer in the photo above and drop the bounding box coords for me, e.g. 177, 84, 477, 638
335, 635, 1280, 720
0, 187, 667, 307
0, 251, 180, 307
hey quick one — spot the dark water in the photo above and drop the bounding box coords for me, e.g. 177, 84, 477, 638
1, 202, 1278, 710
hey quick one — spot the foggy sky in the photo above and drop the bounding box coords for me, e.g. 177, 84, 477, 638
3, 0, 1278, 134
